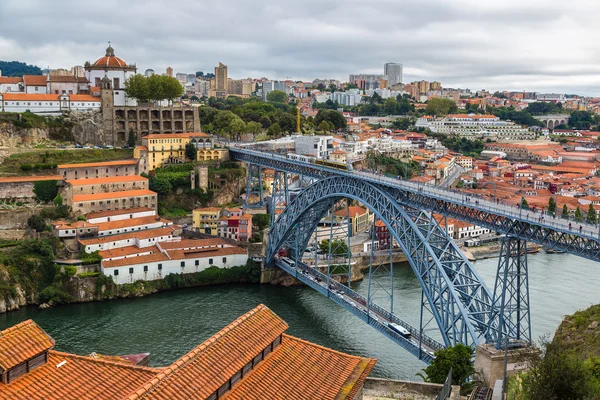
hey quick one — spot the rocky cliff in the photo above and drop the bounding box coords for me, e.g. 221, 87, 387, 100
0, 122, 49, 147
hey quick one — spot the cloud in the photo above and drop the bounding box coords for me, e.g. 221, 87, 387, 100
1, 0, 600, 94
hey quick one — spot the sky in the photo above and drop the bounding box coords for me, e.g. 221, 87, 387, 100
2, 0, 600, 95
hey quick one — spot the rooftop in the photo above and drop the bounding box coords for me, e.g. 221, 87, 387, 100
86, 207, 155, 220
0, 320, 55, 371
78, 226, 176, 246
57, 159, 138, 169
0, 175, 63, 184
66, 175, 148, 186
144, 132, 208, 139
72, 189, 156, 203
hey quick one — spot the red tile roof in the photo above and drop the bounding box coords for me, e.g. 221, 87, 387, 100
72, 189, 156, 203
144, 132, 208, 139
86, 207, 155, 220
22, 75, 47, 86
334, 206, 368, 217
2, 93, 60, 101
57, 159, 138, 169
0, 320, 55, 371
0, 77, 22, 84
66, 175, 147, 186
0, 175, 62, 184
78, 226, 176, 246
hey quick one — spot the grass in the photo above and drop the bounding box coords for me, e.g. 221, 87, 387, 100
0, 149, 133, 175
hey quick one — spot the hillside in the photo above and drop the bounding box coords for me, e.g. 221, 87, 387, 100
0, 61, 43, 76
553, 303, 600, 360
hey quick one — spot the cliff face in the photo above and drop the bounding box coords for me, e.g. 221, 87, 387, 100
0, 122, 49, 147
553, 304, 600, 360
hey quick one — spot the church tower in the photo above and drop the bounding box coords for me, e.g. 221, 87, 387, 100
100, 73, 113, 121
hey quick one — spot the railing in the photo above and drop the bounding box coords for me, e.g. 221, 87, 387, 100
435, 368, 453, 400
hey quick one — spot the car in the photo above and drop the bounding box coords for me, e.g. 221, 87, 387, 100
121, 145, 130, 149
104, 145, 114, 149
83, 145, 91, 149
75, 144, 83, 148
59, 145, 67, 149
93, 145, 101, 149
182, 224, 188, 229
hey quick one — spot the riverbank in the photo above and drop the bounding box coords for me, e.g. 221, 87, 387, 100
466, 241, 541, 260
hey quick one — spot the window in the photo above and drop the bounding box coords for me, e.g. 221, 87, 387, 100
158, 264, 163, 270
143, 265, 148, 272
222, 257, 227, 263
209, 259, 213, 265
180, 261, 185, 267
195, 260, 199, 266
129, 267, 134, 274
114, 270, 119, 276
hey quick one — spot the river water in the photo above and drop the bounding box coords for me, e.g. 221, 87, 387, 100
1, 252, 599, 380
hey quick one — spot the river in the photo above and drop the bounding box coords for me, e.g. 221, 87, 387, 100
1, 252, 599, 380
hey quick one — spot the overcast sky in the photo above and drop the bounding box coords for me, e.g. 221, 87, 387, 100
2, 0, 600, 95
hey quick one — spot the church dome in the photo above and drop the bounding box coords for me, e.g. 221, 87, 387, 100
92, 44, 128, 68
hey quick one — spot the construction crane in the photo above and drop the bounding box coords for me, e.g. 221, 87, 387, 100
296, 99, 301, 134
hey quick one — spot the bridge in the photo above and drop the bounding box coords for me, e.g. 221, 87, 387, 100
535, 114, 570, 129
230, 146, 600, 362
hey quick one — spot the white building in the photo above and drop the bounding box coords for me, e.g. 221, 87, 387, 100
422, 114, 534, 141
331, 89, 362, 106
86, 207, 156, 224
0, 76, 22, 93
84, 44, 137, 106
78, 226, 177, 253
0, 92, 100, 114
100, 239, 248, 284
295, 135, 334, 159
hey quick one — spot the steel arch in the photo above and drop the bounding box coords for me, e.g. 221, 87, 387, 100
267, 175, 498, 347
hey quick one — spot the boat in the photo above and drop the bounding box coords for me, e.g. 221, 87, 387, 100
526, 246, 540, 254
544, 247, 566, 254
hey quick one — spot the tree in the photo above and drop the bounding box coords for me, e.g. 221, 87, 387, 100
315, 109, 346, 130
319, 239, 350, 257
0, 61, 42, 77
419, 344, 474, 387
161, 75, 184, 103
246, 121, 263, 135
33, 180, 59, 202
383, 98, 399, 115
575, 206, 583, 222
128, 129, 136, 148
425, 98, 458, 116
252, 214, 270, 231
53, 194, 63, 207
562, 204, 569, 218
523, 341, 597, 400
520, 197, 529, 210
587, 203, 597, 224
548, 197, 556, 214
147, 74, 165, 102
266, 90, 288, 104
27, 214, 46, 232
149, 175, 172, 196
318, 121, 330, 133
345, 83, 358, 89
195, 71, 204, 77
185, 142, 196, 161
267, 123, 282, 136
278, 113, 296, 133
124, 74, 150, 102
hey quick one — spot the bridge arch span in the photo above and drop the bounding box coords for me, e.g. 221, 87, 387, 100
267, 175, 498, 348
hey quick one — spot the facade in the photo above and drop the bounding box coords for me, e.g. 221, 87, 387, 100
330, 89, 363, 106
86, 206, 156, 223
23, 75, 48, 94
71, 189, 157, 215
192, 207, 223, 235
63, 175, 148, 209
217, 214, 253, 242
420, 114, 535, 141
374, 220, 391, 249
208, 62, 228, 98
85, 44, 137, 107
47, 75, 89, 95
262, 80, 288, 100
58, 159, 139, 180
384, 62, 403, 86
0, 76, 22, 93
0, 306, 374, 400
0, 93, 100, 114
0, 175, 63, 201
79, 226, 177, 253
334, 206, 371, 235
294, 135, 334, 159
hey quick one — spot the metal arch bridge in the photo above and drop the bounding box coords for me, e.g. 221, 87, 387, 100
230, 147, 600, 362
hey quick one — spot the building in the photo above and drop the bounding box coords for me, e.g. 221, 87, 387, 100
58, 159, 139, 180
79, 226, 177, 253
192, 207, 223, 235
0, 175, 63, 201
47, 75, 89, 95
217, 214, 253, 242
209, 62, 228, 98
374, 220, 391, 249
0, 76, 22, 93
0, 93, 101, 114
334, 206, 371, 235
262, 80, 288, 100
71, 189, 157, 214
166, 67, 173, 77
384, 62, 403, 86
0, 306, 375, 399
419, 114, 535, 141
144, 69, 155, 77
136, 132, 228, 171
85, 44, 137, 106
294, 135, 333, 159
63, 175, 149, 210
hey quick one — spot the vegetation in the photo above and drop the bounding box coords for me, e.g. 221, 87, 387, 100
266, 90, 288, 104
0, 148, 132, 175
124, 74, 184, 103
425, 98, 458, 116
575, 206, 583, 222
562, 204, 569, 218
0, 111, 76, 141
491, 107, 543, 127
315, 109, 347, 131
521, 197, 529, 210
319, 239, 350, 258
526, 101, 563, 116
547, 197, 556, 214
252, 214, 270, 231
33, 180, 59, 202
364, 153, 419, 178
185, 142, 196, 161
27, 205, 71, 232
418, 343, 475, 389
426, 132, 484, 157
128, 128, 136, 148
587, 204, 597, 224
0, 61, 42, 76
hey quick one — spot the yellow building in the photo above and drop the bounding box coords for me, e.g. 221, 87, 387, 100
334, 206, 371, 236
137, 132, 228, 171
193, 207, 223, 234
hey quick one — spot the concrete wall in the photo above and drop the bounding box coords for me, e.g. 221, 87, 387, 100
363, 377, 443, 398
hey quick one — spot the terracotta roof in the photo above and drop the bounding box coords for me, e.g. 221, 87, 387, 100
102, 251, 170, 268
0, 77, 22, 84
194, 207, 223, 213
67, 175, 147, 186
334, 206, 368, 217
127, 304, 289, 399
157, 238, 230, 250
72, 189, 156, 203
95, 215, 169, 232
144, 132, 208, 139
136, 145, 148, 151
93, 55, 128, 68
0, 350, 160, 399
1, 93, 60, 101
0, 175, 62, 184
167, 246, 247, 261
22, 75, 47, 86
99, 245, 161, 260
223, 335, 376, 400
57, 159, 138, 169
0, 320, 55, 371
69, 94, 100, 102
78, 226, 176, 246
86, 207, 155, 220
48, 75, 89, 83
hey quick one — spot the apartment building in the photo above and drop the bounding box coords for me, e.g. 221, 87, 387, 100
58, 160, 139, 180
192, 207, 223, 235
71, 189, 157, 214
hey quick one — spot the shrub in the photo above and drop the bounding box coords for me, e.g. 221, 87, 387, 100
33, 180, 59, 202
20, 164, 33, 171
62, 265, 77, 277
78, 271, 100, 278
27, 214, 46, 232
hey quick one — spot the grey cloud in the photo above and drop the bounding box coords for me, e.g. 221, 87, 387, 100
1, 0, 600, 94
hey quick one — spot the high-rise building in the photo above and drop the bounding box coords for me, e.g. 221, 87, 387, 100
215, 62, 227, 91
166, 67, 173, 77
145, 69, 155, 77
384, 63, 403, 86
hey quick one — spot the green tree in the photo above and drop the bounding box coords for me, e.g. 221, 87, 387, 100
383, 98, 399, 115
278, 113, 296, 133
252, 214, 270, 231
319, 239, 350, 257
267, 123, 282, 136
149, 175, 173, 196
162, 75, 184, 103
419, 344, 474, 387
562, 204, 569, 218
425, 98, 458, 116
520, 196, 529, 210
53, 194, 63, 207
124, 74, 150, 102
318, 120, 330, 132
128, 128, 136, 148
587, 203, 597, 224
575, 206, 583, 222
548, 197, 556, 214
315, 109, 346, 130
246, 121, 263, 135
33, 180, 59, 202
266, 90, 288, 103
185, 142, 196, 161
27, 214, 46, 232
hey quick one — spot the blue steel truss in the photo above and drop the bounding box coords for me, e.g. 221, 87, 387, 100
231, 148, 600, 262
267, 175, 501, 348
244, 163, 264, 208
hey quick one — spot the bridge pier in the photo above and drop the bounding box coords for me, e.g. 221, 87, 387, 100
244, 163, 264, 208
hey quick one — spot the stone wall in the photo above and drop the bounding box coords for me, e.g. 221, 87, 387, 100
0, 207, 52, 230
0, 182, 36, 199
363, 377, 444, 399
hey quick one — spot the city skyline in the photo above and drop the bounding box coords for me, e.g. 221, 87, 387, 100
2, 0, 600, 95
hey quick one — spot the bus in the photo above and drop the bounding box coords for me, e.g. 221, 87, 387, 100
388, 323, 411, 338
